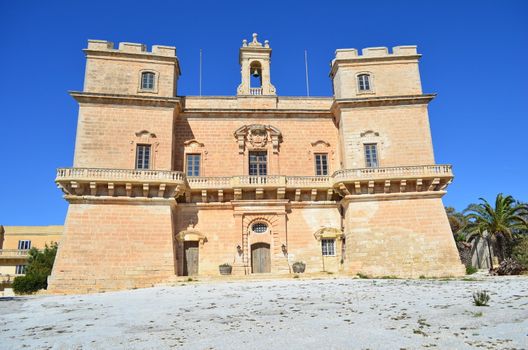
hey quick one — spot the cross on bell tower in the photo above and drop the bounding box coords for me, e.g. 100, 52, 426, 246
237, 33, 276, 96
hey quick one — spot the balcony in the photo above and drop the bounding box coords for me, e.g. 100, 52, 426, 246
56, 168, 186, 199
332, 164, 453, 196
0, 249, 30, 263
333, 165, 452, 182
188, 175, 331, 190
55, 165, 452, 202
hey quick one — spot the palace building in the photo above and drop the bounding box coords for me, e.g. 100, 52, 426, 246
48, 34, 464, 294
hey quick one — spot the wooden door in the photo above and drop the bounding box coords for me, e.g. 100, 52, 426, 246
184, 241, 199, 276
251, 243, 271, 273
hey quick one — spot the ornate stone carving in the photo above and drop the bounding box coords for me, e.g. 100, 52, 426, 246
248, 125, 268, 148
234, 124, 282, 154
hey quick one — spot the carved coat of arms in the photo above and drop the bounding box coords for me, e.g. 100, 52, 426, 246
248, 125, 268, 148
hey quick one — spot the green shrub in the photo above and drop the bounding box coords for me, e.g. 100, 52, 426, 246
13, 243, 58, 295
512, 237, 528, 269
466, 266, 478, 275
473, 290, 490, 306
356, 273, 370, 279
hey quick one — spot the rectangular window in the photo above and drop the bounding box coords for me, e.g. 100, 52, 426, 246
249, 151, 267, 176
141, 72, 155, 90
364, 143, 378, 168
16, 265, 27, 274
321, 239, 336, 256
18, 240, 31, 250
186, 154, 201, 177
136, 144, 151, 169
315, 153, 328, 176
358, 74, 371, 91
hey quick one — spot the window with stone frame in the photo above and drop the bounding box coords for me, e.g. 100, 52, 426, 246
141, 71, 155, 90
364, 143, 379, 168
135, 144, 151, 169
16, 265, 27, 274
249, 151, 267, 176
186, 154, 201, 177
357, 74, 371, 92
315, 153, 329, 176
321, 239, 336, 256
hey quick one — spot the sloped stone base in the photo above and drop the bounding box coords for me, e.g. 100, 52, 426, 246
343, 196, 465, 278
48, 203, 176, 294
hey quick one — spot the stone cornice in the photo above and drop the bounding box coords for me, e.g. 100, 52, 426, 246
340, 191, 446, 204
70, 91, 182, 109
181, 110, 333, 117
64, 195, 177, 206
331, 94, 435, 113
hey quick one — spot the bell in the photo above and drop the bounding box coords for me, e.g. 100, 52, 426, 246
252, 69, 260, 77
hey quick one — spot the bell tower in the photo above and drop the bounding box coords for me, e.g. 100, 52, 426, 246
237, 33, 276, 96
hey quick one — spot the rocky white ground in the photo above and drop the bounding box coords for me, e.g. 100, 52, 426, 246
1, 277, 527, 349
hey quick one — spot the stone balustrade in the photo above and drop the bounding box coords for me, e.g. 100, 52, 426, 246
249, 88, 263, 95
55, 165, 452, 201
0, 249, 30, 259
333, 164, 452, 182
188, 175, 330, 190
56, 168, 186, 199
56, 168, 185, 183
187, 176, 231, 189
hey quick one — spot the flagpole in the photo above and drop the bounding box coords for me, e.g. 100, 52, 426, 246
199, 48, 203, 96
304, 49, 310, 97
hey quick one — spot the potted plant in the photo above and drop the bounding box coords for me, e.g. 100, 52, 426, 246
292, 261, 306, 273
219, 263, 232, 275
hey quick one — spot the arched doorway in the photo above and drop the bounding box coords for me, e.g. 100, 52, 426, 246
251, 242, 270, 273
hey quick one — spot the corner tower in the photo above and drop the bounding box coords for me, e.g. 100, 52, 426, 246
331, 46, 465, 278
237, 33, 276, 96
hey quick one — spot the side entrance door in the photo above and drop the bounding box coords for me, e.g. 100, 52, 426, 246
183, 241, 199, 276
251, 243, 271, 273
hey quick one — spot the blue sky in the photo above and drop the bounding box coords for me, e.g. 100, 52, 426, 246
0, 1, 527, 225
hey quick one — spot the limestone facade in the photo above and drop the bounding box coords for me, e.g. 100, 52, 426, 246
0, 225, 62, 281
49, 34, 464, 294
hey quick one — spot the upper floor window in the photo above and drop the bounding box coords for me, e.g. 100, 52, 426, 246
186, 154, 201, 177
18, 240, 31, 250
249, 151, 267, 176
315, 153, 328, 176
141, 72, 155, 90
16, 265, 27, 274
136, 144, 151, 169
357, 74, 371, 92
364, 143, 378, 168
321, 239, 336, 256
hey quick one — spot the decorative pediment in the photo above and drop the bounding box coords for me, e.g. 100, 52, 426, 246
360, 130, 380, 137
311, 140, 331, 147
183, 139, 205, 148
176, 229, 207, 243
135, 130, 157, 138
314, 227, 343, 240
234, 124, 282, 154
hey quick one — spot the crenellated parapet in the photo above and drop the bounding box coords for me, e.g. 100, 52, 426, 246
333, 45, 419, 61
85, 40, 177, 58
82, 39, 181, 97
330, 45, 423, 99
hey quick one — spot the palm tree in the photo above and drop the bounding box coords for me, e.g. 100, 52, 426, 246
464, 194, 528, 269
445, 206, 467, 241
